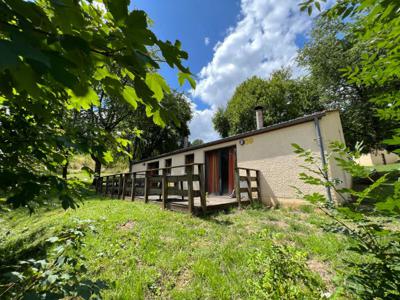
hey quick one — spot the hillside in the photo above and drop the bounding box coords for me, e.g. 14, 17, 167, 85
0, 198, 357, 299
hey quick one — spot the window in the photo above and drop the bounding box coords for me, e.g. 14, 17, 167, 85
165, 158, 172, 175
185, 154, 194, 174
147, 161, 159, 176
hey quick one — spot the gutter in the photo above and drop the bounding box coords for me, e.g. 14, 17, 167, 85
133, 110, 336, 165
313, 117, 334, 207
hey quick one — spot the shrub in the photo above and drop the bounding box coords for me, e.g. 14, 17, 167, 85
247, 231, 326, 299
292, 142, 400, 299
0, 219, 108, 299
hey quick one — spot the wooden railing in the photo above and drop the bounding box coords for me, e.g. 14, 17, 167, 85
95, 163, 206, 214
234, 167, 262, 207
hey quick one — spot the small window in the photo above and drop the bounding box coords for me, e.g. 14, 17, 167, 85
147, 161, 159, 176
185, 154, 194, 174
165, 158, 172, 175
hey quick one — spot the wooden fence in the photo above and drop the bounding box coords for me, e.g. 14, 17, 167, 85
95, 164, 262, 214
95, 163, 206, 214
234, 167, 262, 208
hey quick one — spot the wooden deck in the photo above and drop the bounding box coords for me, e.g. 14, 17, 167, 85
95, 163, 260, 215
137, 195, 251, 215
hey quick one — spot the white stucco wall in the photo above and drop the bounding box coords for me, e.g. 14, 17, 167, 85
319, 111, 352, 203
356, 150, 399, 166
132, 111, 350, 206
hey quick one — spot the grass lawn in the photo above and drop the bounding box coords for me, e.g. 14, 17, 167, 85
0, 198, 358, 299
369, 162, 400, 173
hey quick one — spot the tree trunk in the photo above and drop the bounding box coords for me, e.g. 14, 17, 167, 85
62, 160, 69, 180
128, 157, 134, 172
91, 154, 102, 186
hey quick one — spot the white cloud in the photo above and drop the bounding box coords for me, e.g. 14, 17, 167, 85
192, 0, 316, 108
204, 37, 210, 46
189, 0, 331, 141
188, 102, 219, 142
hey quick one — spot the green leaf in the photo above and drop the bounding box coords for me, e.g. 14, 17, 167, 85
47, 236, 59, 243
145, 73, 170, 101
122, 86, 139, 109
67, 87, 99, 110
178, 72, 196, 89
103, 151, 114, 163
46, 274, 58, 285
152, 109, 165, 127
81, 166, 94, 177
94, 65, 113, 81
104, 0, 129, 24
0, 41, 20, 70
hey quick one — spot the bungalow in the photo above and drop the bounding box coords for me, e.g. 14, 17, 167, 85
127, 108, 351, 209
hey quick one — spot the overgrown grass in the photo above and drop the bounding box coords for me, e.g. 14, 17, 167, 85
369, 162, 400, 173
0, 199, 359, 299
69, 154, 129, 178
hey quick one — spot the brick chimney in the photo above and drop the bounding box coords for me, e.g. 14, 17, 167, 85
255, 106, 264, 130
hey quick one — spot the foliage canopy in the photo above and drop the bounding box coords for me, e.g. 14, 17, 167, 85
0, 0, 194, 210
212, 69, 323, 138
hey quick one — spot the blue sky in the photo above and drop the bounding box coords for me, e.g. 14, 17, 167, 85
132, 0, 241, 109
130, 0, 323, 142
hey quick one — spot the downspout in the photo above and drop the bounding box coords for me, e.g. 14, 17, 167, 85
313, 117, 334, 207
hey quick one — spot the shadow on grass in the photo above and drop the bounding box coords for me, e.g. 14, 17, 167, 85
199, 202, 268, 225
0, 222, 111, 299
0, 227, 50, 267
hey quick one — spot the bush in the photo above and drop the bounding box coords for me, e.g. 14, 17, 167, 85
247, 231, 326, 299
293, 141, 400, 299
0, 219, 108, 299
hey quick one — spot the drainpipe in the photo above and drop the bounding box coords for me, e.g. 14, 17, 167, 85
313, 117, 334, 207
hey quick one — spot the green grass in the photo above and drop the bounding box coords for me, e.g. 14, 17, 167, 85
369, 162, 400, 173
0, 198, 357, 299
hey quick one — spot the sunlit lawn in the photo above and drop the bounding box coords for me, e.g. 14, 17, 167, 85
1, 198, 358, 299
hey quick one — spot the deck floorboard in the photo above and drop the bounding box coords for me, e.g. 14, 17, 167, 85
132, 195, 250, 215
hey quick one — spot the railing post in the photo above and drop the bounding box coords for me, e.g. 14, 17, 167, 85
130, 173, 136, 201
235, 168, 242, 208
144, 171, 149, 203
121, 173, 127, 199
187, 167, 194, 214
256, 170, 262, 202
105, 176, 109, 196
198, 164, 207, 214
95, 176, 99, 193
162, 169, 168, 209
98, 177, 103, 194
118, 174, 123, 199
180, 181, 184, 201
246, 169, 253, 203
111, 175, 116, 198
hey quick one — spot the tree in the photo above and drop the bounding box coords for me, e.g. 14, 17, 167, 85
0, 0, 195, 210
296, 1, 400, 297
212, 107, 230, 138
75, 81, 138, 180
191, 139, 204, 146
212, 69, 323, 137
300, 0, 400, 152
298, 17, 398, 151
127, 91, 192, 168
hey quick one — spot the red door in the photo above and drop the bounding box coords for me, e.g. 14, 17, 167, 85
205, 150, 220, 194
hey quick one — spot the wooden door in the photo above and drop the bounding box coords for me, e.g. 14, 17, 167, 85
205, 150, 220, 194
227, 147, 236, 193
205, 146, 236, 195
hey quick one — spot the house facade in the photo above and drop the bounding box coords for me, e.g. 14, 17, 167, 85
356, 149, 399, 166
131, 110, 351, 207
